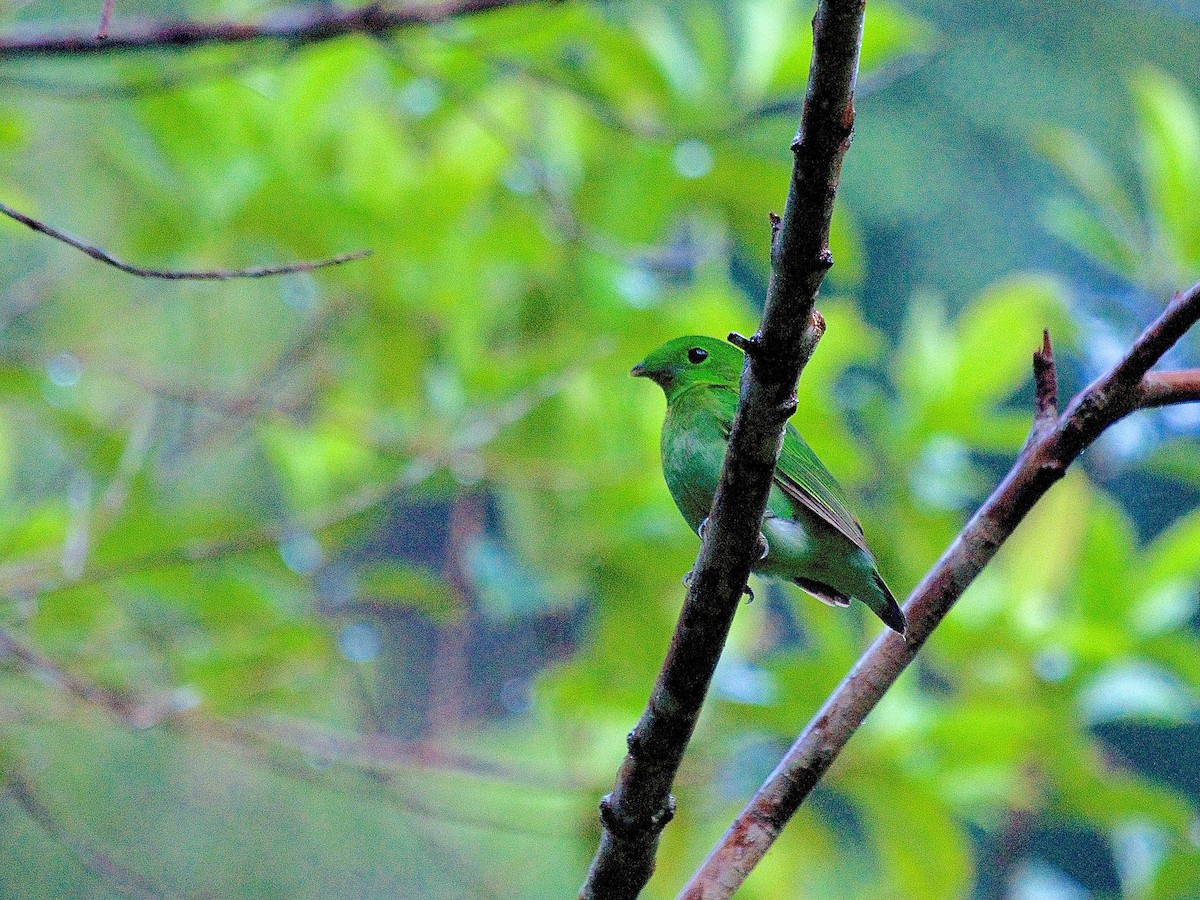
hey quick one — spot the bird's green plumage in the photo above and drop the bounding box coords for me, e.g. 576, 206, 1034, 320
633, 335, 906, 635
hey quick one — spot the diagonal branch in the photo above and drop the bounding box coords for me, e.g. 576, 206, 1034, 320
680, 279, 1200, 899
0, 200, 369, 280
580, 2, 866, 897
0, 627, 147, 725
5, 765, 165, 899
0, 0, 545, 58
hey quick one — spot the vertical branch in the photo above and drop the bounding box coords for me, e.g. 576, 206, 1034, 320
97, 0, 116, 39
1032, 329, 1058, 430
580, 2, 867, 897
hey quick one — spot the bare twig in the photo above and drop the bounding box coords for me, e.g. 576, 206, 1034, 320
0, 0, 546, 58
0, 200, 369, 280
4, 767, 165, 899
680, 279, 1200, 899
97, 0, 115, 39
0, 627, 149, 726
1139, 369, 1200, 408
580, 2, 866, 897
1032, 328, 1058, 429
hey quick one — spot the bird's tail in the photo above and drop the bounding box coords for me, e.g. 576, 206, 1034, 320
792, 572, 906, 638
869, 571, 907, 638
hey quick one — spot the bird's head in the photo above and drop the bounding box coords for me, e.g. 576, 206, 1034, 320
631, 335, 744, 400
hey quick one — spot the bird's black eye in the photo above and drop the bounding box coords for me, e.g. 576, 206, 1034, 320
687, 347, 709, 364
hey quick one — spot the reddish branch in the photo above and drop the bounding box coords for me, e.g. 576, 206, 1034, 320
1140, 369, 1200, 408
680, 279, 1200, 899
0, 0, 544, 58
580, 1, 866, 897
0, 200, 368, 280
97, 0, 115, 40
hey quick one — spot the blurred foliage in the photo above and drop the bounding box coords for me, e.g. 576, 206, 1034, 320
0, 0, 1198, 898
1039, 69, 1200, 293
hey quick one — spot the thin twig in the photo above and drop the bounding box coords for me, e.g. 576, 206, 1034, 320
580, 2, 866, 897
97, 0, 115, 39
680, 279, 1200, 899
0, 627, 148, 725
1032, 328, 1058, 428
0, 200, 369, 280
0, 0, 547, 58
4, 767, 165, 899
1139, 369, 1200, 408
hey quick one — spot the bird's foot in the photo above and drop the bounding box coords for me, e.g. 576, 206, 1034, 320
742, 583, 755, 604
756, 532, 769, 561
697, 517, 709, 541
682, 570, 694, 589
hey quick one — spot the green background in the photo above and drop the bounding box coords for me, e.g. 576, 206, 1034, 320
1, 0, 1199, 897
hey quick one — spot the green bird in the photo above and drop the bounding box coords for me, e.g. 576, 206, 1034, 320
632, 335, 906, 636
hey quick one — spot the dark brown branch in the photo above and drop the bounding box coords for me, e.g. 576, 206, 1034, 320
580, 2, 866, 897
1032, 328, 1058, 428
0, 0, 543, 58
0, 200, 369, 280
680, 278, 1200, 899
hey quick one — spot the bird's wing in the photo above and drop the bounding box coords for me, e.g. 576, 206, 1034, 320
707, 387, 870, 554
775, 423, 870, 553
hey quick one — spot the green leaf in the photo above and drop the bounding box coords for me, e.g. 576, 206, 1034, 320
1131, 68, 1200, 269
844, 766, 974, 899
1041, 196, 1138, 275
259, 420, 376, 515
1035, 126, 1138, 222
859, 2, 936, 75
1142, 505, 1200, 589
952, 274, 1071, 409
731, 0, 806, 101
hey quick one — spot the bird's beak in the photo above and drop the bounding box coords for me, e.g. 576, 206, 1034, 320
630, 362, 648, 378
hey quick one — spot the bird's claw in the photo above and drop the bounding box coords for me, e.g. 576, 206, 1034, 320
692, 525, 764, 602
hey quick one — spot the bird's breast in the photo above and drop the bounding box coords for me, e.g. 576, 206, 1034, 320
660, 400, 728, 533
